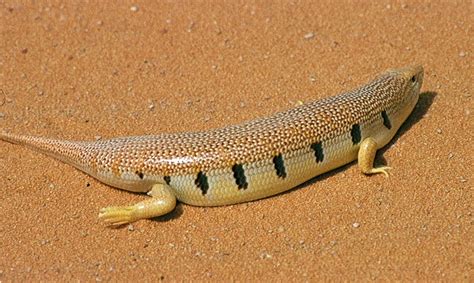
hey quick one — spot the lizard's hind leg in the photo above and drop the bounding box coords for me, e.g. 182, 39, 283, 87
98, 184, 177, 226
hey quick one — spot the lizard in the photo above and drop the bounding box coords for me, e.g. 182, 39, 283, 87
0, 65, 424, 226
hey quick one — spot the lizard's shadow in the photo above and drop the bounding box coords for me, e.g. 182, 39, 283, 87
383, 91, 437, 151
376, 91, 437, 165
151, 203, 184, 222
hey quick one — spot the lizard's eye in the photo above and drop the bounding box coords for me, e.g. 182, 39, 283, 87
411, 75, 417, 83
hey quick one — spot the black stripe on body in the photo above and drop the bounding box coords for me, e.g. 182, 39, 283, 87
164, 175, 171, 185
273, 154, 287, 178
351, 124, 361, 144
232, 164, 248, 190
136, 171, 144, 179
381, 110, 392, 129
310, 142, 324, 163
195, 171, 209, 195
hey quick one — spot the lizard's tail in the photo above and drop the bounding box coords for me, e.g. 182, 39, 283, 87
0, 131, 92, 170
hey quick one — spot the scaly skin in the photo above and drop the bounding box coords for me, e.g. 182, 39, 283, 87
0, 65, 424, 225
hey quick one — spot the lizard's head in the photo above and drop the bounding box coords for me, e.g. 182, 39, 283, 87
388, 65, 424, 108
397, 65, 424, 95
376, 65, 424, 126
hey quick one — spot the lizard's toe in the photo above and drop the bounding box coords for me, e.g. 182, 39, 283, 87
99, 206, 136, 226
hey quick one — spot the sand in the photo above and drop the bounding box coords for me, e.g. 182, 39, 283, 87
0, 1, 472, 281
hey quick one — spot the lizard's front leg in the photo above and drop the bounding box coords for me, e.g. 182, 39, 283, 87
98, 183, 177, 226
358, 137, 391, 177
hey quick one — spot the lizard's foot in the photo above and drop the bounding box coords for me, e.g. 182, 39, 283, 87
99, 206, 136, 226
98, 183, 177, 226
364, 166, 391, 177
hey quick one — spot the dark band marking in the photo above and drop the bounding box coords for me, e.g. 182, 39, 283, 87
195, 171, 209, 195
232, 164, 248, 190
310, 142, 324, 163
136, 171, 144, 179
164, 175, 171, 185
351, 124, 361, 145
381, 110, 392, 129
273, 154, 287, 179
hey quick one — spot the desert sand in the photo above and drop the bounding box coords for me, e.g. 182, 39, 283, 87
0, 1, 472, 281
